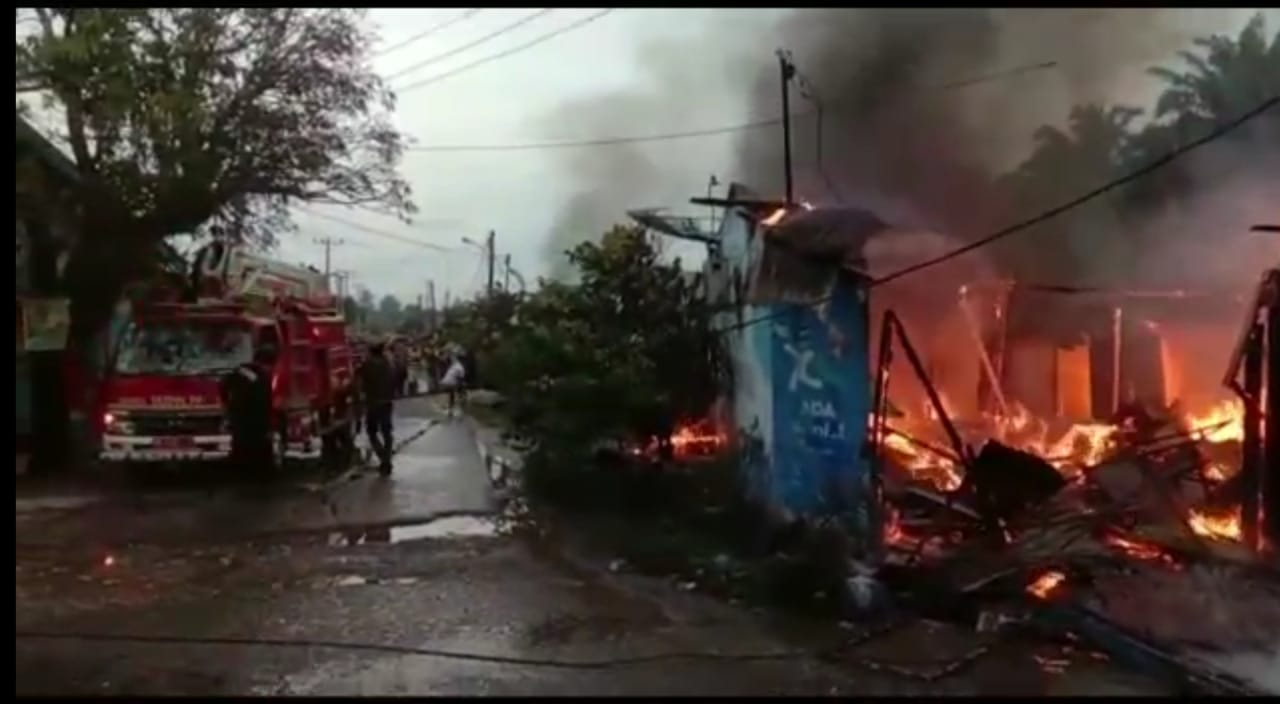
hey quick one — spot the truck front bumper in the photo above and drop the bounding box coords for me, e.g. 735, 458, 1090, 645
100, 434, 232, 462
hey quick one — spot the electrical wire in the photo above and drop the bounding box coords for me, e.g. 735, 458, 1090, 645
870, 94, 1280, 288
710, 94, 1280, 334
299, 209, 457, 252
374, 9, 483, 59
395, 9, 617, 94
406, 115, 790, 152
385, 9, 554, 83
13, 630, 815, 670
401, 58, 1054, 152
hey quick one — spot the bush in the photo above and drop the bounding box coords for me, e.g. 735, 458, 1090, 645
484, 225, 724, 510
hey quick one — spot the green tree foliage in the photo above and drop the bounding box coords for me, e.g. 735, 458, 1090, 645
1148, 14, 1280, 136
996, 104, 1144, 284
15, 8, 414, 346
995, 12, 1279, 285
483, 225, 723, 497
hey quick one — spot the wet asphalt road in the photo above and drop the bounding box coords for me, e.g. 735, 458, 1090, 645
15, 398, 1171, 696
13, 398, 865, 695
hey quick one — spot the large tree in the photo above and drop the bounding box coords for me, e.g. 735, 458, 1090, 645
15, 8, 414, 346
996, 104, 1144, 284
1122, 13, 1280, 212
1147, 13, 1280, 138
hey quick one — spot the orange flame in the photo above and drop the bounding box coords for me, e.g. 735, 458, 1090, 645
1103, 533, 1178, 566
1027, 570, 1066, 599
761, 207, 787, 227
884, 505, 905, 544
1183, 399, 1244, 444
881, 431, 963, 490
1187, 506, 1242, 542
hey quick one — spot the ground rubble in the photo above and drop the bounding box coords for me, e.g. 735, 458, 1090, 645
876, 407, 1279, 696
462, 394, 1276, 695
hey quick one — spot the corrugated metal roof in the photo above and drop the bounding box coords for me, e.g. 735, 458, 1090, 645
765, 206, 891, 269
748, 206, 891, 305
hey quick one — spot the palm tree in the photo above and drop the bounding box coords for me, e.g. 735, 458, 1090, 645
1120, 13, 1279, 230
1147, 13, 1280, 136
1006, 104, 1143, 200
997, 104, 1143, 284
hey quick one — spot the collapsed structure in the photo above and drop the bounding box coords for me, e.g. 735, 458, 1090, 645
631, 189, 1278, 695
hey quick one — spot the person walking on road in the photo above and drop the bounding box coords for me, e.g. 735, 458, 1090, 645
441, 353, 467, 419
358, 340, 397, 475
220, 339, 278, 477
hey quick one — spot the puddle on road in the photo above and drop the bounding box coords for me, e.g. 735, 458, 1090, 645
391, 516, 499, 540
328, 516, 501, 546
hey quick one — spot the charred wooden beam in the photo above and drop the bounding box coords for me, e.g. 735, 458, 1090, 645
1240, 324, 1264, 552
1264, 270, 1280, 550
1030, 604, 1267, 696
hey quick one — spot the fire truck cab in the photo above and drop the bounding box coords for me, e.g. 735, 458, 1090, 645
98, 242, 357, 471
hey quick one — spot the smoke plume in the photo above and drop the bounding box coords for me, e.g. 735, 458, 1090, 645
540, 9, 1275, 287
732, 9, 1277, 289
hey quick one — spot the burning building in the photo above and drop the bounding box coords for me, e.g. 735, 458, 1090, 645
635, 184, 911, 553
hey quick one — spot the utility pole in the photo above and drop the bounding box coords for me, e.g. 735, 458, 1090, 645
426, 280, 437, 332
503, 254, 512, 292
777, 50, 796, 206
486, 230, 496, 296
314, 236, 344, 279
706, 174, 720, 234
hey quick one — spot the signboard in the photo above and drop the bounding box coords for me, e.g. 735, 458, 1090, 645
20, 297, 71, 351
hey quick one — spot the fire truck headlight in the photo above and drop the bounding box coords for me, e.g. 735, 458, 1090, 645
103, 412, 134, 436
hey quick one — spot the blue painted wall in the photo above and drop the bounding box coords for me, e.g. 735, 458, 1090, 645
708, 207, 874, 534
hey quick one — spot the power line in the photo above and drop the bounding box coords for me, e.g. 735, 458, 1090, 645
407, 115, 787, 152
14, 630, 826, 671
401, 58, 1054, 152
395, 9, 617, 95
300, 209, 457, 252
385, 9, 553, 83
713, 94, 1280, 334
871, 94, 1280, 287
374, 9, 483, 59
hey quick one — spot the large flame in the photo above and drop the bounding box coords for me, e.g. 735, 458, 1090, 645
1182, 399, 1245, 444
881, 395, 1244, 494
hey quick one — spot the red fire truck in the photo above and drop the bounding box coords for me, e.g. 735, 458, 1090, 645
98, 241, 358, 471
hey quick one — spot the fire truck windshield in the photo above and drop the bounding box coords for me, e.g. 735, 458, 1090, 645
114, 320, 254, 376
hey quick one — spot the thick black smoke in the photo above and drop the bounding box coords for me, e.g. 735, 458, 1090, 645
738, 10, 1215, 231
540, 10, 1274, 287
733, 9, 1276, 287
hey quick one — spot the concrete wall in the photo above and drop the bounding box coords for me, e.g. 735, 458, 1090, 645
707, 204, 876, 543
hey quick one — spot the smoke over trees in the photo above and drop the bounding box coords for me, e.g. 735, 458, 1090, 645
733, 9, 1279, 288
542, 9, 1277, 289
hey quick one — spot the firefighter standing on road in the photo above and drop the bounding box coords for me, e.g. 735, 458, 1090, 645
358, 340, 397, 475
220, 341, 278, 475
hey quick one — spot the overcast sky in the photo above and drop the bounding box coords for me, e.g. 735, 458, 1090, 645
19, 8, 1273, 306
283, 8, 776, 306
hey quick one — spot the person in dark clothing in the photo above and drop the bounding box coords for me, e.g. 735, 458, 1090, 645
359, 341, 396, 475
221, 340, 278, 476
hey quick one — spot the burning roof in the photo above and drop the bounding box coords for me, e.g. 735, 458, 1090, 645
749, 204, 900, 305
